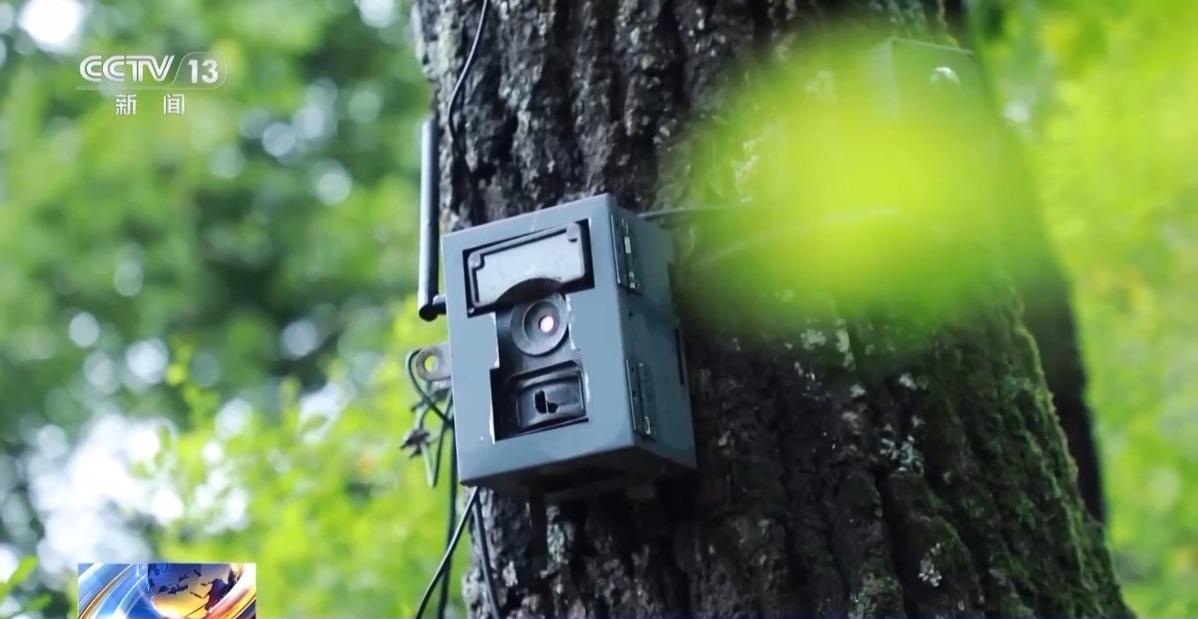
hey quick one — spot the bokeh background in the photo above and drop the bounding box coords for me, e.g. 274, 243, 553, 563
0, 0, 1194, 617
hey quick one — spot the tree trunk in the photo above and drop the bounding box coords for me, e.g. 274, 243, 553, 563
412, 1, 1130, 617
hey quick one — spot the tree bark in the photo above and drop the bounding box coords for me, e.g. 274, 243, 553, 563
413, 1, 1129, 617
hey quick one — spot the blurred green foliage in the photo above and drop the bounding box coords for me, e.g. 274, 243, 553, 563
0, 556, 45, 619
679, 32, 1016, 342
980, 0, 1198, 614
0, 0, 1194, 617
145, 305, 458, 618
0, 0, 449, 616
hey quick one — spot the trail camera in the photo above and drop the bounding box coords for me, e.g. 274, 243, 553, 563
441, 195, 694, 500
411, 121, 695, 502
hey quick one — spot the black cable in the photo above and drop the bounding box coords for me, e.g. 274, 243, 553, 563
444, 0, 489, 225
434, 431, 459, 619
415, 487, 480, 619
445, 0, 490, 160
427, 396, 453, 487
472, 493, 502, 619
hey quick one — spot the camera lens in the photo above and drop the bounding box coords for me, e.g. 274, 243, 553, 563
524, 301, 560, 338
509, 296, 568, 356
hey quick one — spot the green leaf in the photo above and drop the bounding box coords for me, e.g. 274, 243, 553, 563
0, 556, 38, 600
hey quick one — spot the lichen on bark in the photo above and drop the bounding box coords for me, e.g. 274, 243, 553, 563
411, 0, 1131, 616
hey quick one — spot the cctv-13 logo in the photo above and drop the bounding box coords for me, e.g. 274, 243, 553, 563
78, 52, 229, 90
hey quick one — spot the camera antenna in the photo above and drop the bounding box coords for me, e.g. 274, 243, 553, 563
416, 0, 491, 322
417, 117, 447, 321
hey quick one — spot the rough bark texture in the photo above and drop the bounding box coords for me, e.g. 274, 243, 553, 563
413, 0, 1128, 616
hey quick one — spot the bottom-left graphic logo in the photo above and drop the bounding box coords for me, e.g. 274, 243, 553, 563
78, 562, 256, 619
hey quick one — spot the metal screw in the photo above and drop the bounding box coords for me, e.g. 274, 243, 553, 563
930, 66, 960, 88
